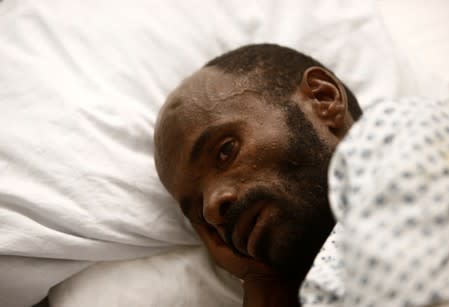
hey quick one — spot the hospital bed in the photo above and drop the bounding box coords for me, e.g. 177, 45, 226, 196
0, 0, 448, 306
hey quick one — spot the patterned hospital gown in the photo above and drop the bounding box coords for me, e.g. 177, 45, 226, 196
300, 97, 449, 307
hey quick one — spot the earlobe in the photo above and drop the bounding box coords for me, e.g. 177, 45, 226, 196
300, 66, 348, 130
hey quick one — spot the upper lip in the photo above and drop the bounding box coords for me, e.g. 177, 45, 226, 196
231, 201, 265, 256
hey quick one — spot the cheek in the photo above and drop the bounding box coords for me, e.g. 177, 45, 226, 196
244, 139, 289, 171
234, 168, 281, 189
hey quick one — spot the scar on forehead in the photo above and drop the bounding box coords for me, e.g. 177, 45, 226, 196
167, 70, 262, 113
190, 87, 262, 113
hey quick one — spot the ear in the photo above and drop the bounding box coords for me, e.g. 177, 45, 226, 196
299, 66, 348, 130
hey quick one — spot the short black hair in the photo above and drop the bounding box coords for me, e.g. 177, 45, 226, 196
205, 43, 362, 120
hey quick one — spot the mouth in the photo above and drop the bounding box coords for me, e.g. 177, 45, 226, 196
231, 202, 277, 258
247, 207, 277, 258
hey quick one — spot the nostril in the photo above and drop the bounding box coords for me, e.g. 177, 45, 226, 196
219, 201, 232, 217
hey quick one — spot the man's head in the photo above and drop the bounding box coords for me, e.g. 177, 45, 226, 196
154, 44, 361, 276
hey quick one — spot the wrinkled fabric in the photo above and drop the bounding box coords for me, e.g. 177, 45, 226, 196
327, 97, 449, 307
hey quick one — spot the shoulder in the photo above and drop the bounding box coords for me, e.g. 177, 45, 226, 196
327, 97, 449, 306
329, 97, 449, 220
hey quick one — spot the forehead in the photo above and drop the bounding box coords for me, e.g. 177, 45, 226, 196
169, 67, 258, 113
155, 67, 285, 195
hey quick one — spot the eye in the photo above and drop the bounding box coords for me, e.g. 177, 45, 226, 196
180, 197, 205, 224
188, 205, 205, 224
217, 139, 236, 164
193, 206, 205, 224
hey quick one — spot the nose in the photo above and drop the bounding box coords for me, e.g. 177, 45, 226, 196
203, 186, 237, 227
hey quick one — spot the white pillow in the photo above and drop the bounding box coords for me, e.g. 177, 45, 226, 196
0, 0, 423, 306
50, 247, 243, 307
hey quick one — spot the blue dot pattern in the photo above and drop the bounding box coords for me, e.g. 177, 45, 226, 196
300, 225, 345, 306
325, 97, 449, 307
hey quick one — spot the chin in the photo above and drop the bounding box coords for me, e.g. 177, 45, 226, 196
257, 215, 334, 278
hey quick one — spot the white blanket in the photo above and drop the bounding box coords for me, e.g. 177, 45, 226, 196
0, 0, 446, 306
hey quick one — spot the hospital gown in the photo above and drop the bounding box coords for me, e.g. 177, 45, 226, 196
301, 97, 449, 307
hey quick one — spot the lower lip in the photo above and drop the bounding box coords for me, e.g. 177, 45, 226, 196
247, 207, 277, 258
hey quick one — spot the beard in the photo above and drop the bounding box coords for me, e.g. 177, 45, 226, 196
223, 102, 335, 278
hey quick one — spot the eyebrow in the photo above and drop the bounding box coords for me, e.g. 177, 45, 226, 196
189, 122, 242, 163
189, 125, 223, 163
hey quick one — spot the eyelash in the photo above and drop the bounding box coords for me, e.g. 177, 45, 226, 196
216, 138, 238, 168
192, 203, 205, 224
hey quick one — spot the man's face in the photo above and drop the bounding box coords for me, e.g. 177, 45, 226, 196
155, 67, 336, 274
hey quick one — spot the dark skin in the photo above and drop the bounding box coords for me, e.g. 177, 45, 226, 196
154, 65, 354, 307
32, 297, 49, 307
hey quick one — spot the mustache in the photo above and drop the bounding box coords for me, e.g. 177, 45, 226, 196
223, 186, 279, 252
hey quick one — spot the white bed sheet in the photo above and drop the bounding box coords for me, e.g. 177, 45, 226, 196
377, 0, 449, 97
0, 0, 447, 306
379, 0, 449, 82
